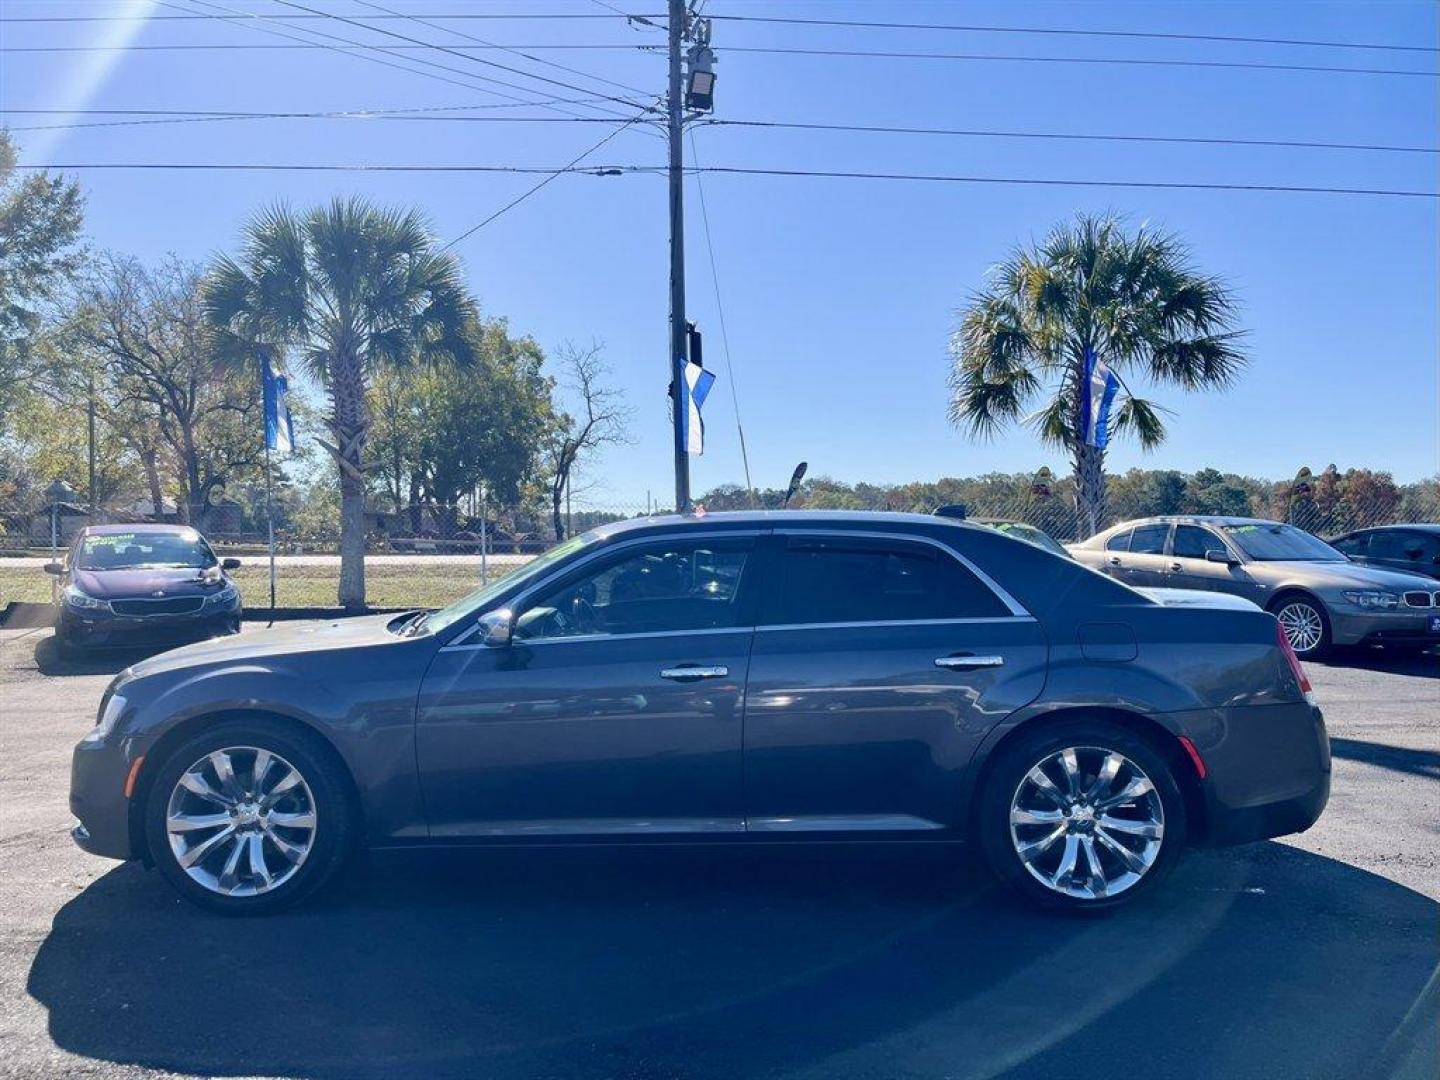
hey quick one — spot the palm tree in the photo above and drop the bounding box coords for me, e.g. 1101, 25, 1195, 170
949, 213, 1245, 537
206, 199, 475, 609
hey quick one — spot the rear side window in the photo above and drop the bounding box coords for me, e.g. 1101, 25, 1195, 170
1105, 529, 1132, 552
1369, 530, 1435, 563
769, 540, 1009, 625
1128, 524, 1170, 555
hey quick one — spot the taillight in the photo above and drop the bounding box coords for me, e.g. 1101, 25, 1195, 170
1276, 621, 1313, 697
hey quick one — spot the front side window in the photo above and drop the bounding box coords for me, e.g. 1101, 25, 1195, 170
515, 539, 752, 640
1172, 525, 1223, 560
1128, 524, 1171, 556
75, 530, 215, 570
768, 539, 1009, 625
1329, 532, 1370, 557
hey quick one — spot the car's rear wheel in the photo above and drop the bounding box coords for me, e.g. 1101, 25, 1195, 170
144, 719, 354, 915
977, 719, 1187, 911
1270, 594, 1330, 660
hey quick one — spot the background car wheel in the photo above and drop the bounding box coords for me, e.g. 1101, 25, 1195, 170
976, 719, 1188, 912
1270, 593, 1330, 660
144, 718, 355, 915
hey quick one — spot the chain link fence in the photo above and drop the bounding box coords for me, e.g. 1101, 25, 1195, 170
3, 471, 1437, 610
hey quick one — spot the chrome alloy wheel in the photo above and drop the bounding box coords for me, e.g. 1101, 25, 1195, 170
1275, 601, 1325, 655
165, 746, 317, 898
1009, 746, 1165, 901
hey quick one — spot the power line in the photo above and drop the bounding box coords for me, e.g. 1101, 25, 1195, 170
692, 165, 1439, 199
687, 130, 754, 503
158, 0, 628, 117
18, 161, 1435, 198
265, 0, 656, 113
710, 46, 1437, 79
701, 14, 1439, 55
8, 107, 1429, 155
0, 43, 646, 52
350, 0, 652, 98
0, 11, 633, 21
440, 111, 654, 251
704, 119, 1438, 156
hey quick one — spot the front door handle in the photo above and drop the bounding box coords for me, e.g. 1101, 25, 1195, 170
935, 655, 1005, 671
1170, 562, 1183, 572
1108, 556, 1122, 566
660, 665, 729, 681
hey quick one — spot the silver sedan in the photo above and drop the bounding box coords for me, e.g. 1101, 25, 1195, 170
1070, 516, 1440, 658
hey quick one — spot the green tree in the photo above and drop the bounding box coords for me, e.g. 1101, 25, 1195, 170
206, 199, 475, 608
0, 131, 85, 416
948, 213, 1246, 536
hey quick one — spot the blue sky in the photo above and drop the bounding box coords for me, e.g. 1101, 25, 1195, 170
4, 0, 1437, 508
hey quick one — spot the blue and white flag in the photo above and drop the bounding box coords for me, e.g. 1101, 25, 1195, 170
680, 359, 716, 456
260, 348, 296, 456
1077, 346, 1121, 449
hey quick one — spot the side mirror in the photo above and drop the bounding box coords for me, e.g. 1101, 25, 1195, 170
477, 608, 514, 648
1205, 549, 1238, 566
42, 561, 63, 576
221, 557, 241, 570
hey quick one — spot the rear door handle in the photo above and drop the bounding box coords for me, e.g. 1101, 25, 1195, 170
1170, 562, 1183, 572
1108, 556, 1122, 566
660, 665, 729, 681
935, 655, 1005, 671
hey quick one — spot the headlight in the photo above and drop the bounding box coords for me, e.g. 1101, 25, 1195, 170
204, 582, 239, 607
1342, 590, 1399, 610
82, 692, 128, 745
63, 585, 109, 611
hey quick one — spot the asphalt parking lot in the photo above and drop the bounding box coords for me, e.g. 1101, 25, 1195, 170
0, 624, 1435, 1080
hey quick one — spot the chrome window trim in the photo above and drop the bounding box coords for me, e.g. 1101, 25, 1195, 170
756, 615, 1034, 634
440, 625, 754, 652
442, 529, 767, 649
771, 527, 1031, 619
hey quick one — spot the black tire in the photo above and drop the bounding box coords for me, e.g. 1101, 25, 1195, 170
144, 717, 356, 915
1268, 592, 1331, 661
976, 718, 1188, 912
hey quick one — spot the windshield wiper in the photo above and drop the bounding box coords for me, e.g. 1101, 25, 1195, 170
396, 611, 429, 637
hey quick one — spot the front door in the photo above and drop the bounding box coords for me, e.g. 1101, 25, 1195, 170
415, 534, 759, 838
743, 533, 1047, 834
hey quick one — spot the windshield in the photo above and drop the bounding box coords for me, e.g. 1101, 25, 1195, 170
420, 531, 597, 635
982, 521, 1071, 558
75, 530, 216, 570
1221, 523, 1345, 562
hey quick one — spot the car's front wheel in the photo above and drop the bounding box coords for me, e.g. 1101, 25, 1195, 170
1270, 594, 1330, 660
144, 719, 354, 914
977, 720, 1187, 911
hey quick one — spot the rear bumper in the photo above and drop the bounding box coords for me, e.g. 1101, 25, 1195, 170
1171, 700, 1331, 847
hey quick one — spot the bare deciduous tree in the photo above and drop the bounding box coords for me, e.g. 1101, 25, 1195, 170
545, 342, 631, 540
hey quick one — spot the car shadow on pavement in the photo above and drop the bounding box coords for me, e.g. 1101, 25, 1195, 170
1318, 647, 1438, 677
1330, 736, 1440, 782
26, 843, 1439, 1080
32, 634, 153, 678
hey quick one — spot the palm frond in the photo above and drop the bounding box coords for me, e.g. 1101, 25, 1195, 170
1112, 395, 1169, 450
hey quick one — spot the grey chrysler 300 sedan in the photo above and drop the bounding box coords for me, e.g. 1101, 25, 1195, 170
70, 511, 1330, 914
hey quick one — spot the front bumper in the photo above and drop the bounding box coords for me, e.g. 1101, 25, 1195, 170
1178, 700, 1331, 847
58, 605, 240, 651
1328, 606, 1440, 649
69, 735, 139, 860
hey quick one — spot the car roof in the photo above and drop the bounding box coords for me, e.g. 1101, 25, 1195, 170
1338, 523, 1440, 534
78, 523, 200, 537
589, 509, 985, 540
1105, 515, 1281, 530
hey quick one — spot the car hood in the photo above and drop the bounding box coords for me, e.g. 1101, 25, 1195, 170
124, 612, 411, 680
1243, 560, 1439, 592
71, 566, 225, 600
1134, 587, 1264, 612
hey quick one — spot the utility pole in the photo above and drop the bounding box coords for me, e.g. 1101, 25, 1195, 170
666, 0, 690, 512
86, 372, 97, 520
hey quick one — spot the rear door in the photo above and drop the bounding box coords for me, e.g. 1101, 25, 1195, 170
1109, 523, 1171, 587
742, 531, 1047, 834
